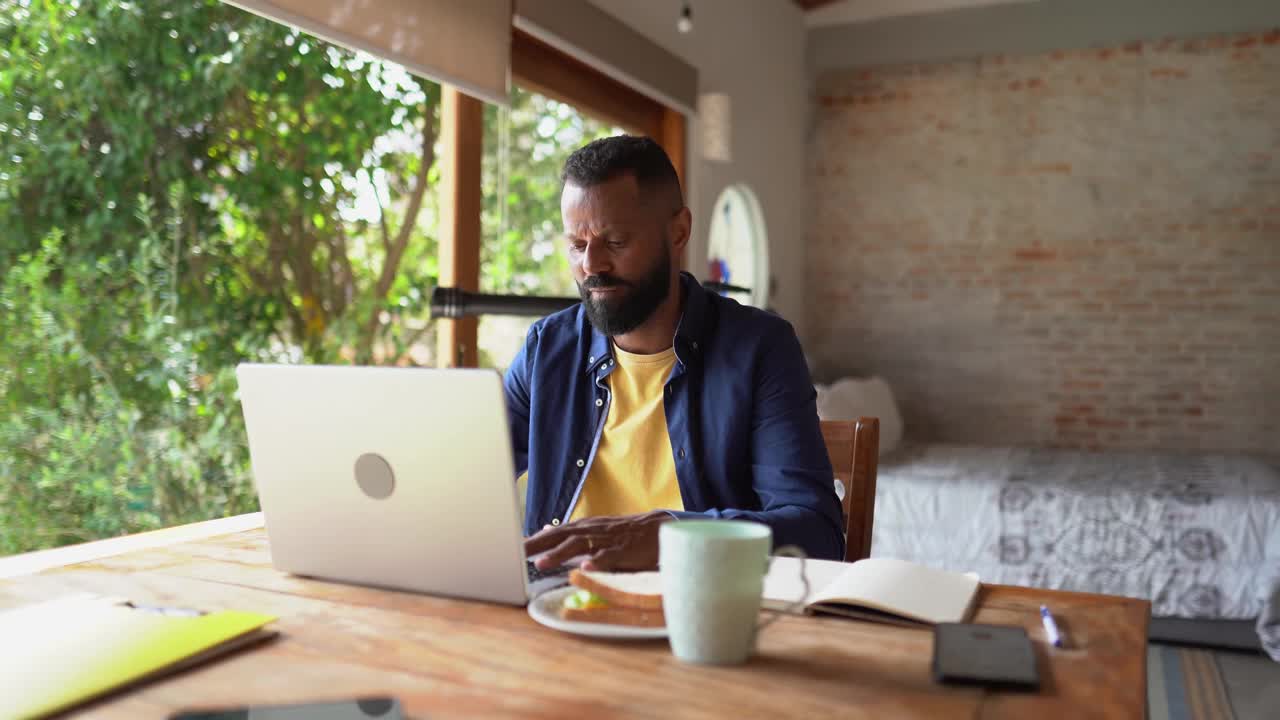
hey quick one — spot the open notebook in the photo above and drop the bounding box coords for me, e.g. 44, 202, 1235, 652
763, 557, 980, 626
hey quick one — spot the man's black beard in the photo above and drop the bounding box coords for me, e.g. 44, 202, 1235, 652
577, 247, 672, 337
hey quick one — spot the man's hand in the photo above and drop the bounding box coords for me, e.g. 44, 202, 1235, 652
525, 511, 672, 572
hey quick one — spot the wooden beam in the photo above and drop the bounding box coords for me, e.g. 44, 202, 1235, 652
658, 106, 688, 269
437, 87, 483, 368
659, 106, 687, 198
512, 29, 663, 139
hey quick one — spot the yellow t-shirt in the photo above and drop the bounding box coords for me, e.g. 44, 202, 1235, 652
570, 345, 685, 520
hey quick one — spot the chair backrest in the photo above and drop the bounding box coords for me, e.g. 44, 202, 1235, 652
820, 418, 880, 563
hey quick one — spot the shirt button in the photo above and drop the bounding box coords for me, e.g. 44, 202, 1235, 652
551, 518, 561, 526
678, 448, 686, 459
692, 341, 699, 350
588, 356, 595, 363
576, 458, 585, 468
595, 398, 603, 407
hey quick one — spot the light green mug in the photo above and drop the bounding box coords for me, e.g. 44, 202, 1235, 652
659, 520, 809, 665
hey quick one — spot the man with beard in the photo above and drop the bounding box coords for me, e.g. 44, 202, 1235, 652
508, 136, 843, 571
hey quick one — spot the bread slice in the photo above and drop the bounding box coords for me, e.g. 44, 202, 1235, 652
560, 605, 666, 628
567, 569, 663, 611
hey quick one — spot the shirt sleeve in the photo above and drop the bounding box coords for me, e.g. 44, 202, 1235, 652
503, 326, 535, 479
669, 321, 846, 560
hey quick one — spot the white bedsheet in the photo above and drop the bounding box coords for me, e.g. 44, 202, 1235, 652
870, 445, 1280, 621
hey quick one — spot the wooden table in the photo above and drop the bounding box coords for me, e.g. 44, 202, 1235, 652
0, 516, 1150, 719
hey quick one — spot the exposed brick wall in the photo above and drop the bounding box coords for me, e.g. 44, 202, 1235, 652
807, 29, 1280, 452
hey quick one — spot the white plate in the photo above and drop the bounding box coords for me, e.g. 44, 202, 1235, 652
527, 586, 667, 640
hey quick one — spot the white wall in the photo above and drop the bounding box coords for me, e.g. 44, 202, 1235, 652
587, 0, 811, 335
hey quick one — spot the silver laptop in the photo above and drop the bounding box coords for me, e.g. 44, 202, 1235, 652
235, 363, 565, 605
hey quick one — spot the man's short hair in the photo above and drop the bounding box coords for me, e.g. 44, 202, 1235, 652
561, 135, 683, 209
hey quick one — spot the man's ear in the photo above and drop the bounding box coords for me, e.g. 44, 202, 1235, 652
669, 206, 692, 254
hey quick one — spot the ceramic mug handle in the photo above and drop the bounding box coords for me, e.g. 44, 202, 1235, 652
757, 545, 809, 632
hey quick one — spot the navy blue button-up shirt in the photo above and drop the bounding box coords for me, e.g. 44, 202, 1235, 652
503, 272, 844, 560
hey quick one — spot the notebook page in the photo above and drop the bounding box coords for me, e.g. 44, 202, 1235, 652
762, 556, 850, 611
809, 557, 979, 624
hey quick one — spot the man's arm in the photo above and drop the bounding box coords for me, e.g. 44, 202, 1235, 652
670, 322, 846, 560
502, 328, 534, 478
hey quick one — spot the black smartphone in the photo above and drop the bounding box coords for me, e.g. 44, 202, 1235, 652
932, 623, 1040, 690
168, 696, 403, 720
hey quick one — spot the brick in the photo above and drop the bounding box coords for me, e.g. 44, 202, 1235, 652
1014, 247, 1058, 261
1195, 287, 1236, 298
1094, 289, 1138, 301
1112, 302, 1155, 313
1045, 289, 1083, 300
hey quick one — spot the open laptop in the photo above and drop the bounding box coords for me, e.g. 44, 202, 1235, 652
235, 363, 567, 605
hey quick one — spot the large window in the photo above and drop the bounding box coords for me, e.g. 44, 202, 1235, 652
0, 1, 443, 554
477, 87, 623, 369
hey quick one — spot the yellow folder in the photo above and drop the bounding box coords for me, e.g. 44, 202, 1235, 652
0, 594, 277, 720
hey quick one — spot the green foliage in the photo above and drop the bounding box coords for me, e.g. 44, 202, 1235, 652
0, 0, 443, 554
0, 204, 260, 554
0, 0, 440, 364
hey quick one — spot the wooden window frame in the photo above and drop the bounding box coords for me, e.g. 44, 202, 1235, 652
436, 87, 485, 368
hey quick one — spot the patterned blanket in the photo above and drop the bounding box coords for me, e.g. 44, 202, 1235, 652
1260, 578, 1280, 661
870, 445, 1280, 632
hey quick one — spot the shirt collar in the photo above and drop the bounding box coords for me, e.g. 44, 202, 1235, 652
584, 271, 709, 374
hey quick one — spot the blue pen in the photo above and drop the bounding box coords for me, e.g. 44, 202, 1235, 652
1040, 605, 1064, 648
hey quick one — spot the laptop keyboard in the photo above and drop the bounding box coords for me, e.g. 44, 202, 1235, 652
527, 560, 571, 583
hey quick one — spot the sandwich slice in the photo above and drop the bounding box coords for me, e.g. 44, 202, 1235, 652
559, 569, 665, 628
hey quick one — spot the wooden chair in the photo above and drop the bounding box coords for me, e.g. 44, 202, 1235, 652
821, 418, 880, 563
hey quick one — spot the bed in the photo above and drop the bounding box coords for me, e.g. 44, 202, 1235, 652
867, 444, 1280, 652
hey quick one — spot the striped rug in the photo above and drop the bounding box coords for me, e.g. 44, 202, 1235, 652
1148, 644, 1235, 720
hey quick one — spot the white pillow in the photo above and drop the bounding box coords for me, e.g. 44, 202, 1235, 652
814, 376, 904, 455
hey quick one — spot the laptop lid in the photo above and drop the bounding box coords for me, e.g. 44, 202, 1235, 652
236, 363, 534, 605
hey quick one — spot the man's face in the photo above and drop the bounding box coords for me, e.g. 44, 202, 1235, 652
561, 174, 676, 336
